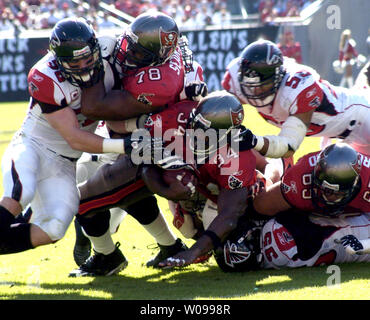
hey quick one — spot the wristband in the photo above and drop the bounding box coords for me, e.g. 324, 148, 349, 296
123, 118, 138, 132
254, 135, 265, 151
203, 230, 221, 249
102, 139, 125, 153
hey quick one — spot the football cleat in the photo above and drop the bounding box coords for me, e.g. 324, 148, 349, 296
69, 242, 128, 277
146, 238, 188, 268
73, 218, 92, 266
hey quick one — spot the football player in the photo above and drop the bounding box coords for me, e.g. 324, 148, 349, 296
133, 91, 265, 268
213, 209, 370, 272
252, 143, 370, 217
222, 39, 370, 158
0, 18, 136, 257
69, 12, 208, 276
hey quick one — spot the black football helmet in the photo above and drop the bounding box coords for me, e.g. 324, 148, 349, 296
213, 218, 262, 272
312, 143, 362, 216
49, 17, 103, 88
188, 91, 245, 159
113, 12, 179, 73
238, 40, 285, 107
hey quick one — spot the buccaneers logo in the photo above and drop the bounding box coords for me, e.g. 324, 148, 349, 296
160, 29, 177, 47
160, 28, 178, 49
230, 108, 244, 126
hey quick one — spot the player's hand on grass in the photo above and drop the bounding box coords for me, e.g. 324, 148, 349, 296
335, 235, 364, 255
158, 250, 196, 269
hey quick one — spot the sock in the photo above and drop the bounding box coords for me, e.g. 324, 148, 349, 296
0, 223, 33, 254
142, 212, 177, 246
87, 228, 116, 255
0, 205, 16, 229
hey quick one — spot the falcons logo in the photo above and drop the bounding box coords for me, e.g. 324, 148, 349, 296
224, 240, 251, 268
137, 93, 155, 106
228, 175, 243, 189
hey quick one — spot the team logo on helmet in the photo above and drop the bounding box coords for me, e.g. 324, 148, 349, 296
223, 240, 251, 268
230, 108, 244, 126
50, 33, 61, 49
353, 153, 362, 174
159, 28, 178, 48
266, 44, 282, 65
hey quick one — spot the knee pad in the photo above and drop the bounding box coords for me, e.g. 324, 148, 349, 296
109, 207, 127, 234
126, 196, 159, 225
76, 210, 110, 237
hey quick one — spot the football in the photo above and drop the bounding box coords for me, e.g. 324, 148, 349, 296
162, 168, 198, 188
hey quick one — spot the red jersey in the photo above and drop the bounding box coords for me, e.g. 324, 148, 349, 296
122, 47, 185, 107
144, 100, 258, 203
277, 42, 302, 64
339, 39, 358, 62
281, 151, 370, 214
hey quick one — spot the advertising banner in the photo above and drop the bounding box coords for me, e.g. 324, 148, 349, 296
0, 26, 278, 102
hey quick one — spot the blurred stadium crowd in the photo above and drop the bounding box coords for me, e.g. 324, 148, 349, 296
0, 0, 318, 32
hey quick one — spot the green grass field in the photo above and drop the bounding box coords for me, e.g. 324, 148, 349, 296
0, 101, 369, 301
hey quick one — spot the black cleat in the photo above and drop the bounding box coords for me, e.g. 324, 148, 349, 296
69, 243, 128, 277
73, 218, 92, 266
146, 238, 188, 268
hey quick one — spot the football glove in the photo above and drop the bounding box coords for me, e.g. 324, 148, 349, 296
231, 126, 258, 151
184, 81, 208, 101
336, 235, 364, 255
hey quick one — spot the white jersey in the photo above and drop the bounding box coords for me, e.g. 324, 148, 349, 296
23, 36, 117, 159
261, 213, 370, 269
223, 57, 370, 154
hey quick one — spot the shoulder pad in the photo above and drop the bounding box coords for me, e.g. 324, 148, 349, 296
98, 35, 117, 59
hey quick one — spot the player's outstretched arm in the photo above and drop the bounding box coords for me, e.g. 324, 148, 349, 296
252, 181, 292, 216
253, 112, 312, 158
45, 107, 127, 154
158, 187, 248, 268
80, 79, 162, 121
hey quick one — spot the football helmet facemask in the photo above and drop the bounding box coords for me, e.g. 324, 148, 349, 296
312, 143, 362, 216
238, 40, 285, 108
49, 17, 103, 88
113, 12, 179, 74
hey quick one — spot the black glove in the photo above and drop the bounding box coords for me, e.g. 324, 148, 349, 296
339, 235, 364, 252
124, 129, 162, 165
232, 126, 258, 151
185, 81, 208, 101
